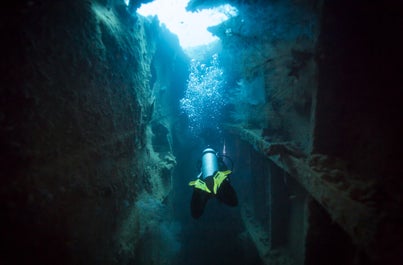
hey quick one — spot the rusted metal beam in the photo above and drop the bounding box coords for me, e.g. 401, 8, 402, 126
225, 124, 379, 260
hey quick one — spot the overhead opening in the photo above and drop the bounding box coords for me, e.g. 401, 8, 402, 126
136, 0, 237, 49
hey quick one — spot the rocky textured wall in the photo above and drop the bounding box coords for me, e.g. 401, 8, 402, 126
208, 0, 320, 154
189, 0, 402, 264
1, 1, 186, 264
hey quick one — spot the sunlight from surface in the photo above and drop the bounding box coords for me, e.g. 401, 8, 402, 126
136, 0, 237, 48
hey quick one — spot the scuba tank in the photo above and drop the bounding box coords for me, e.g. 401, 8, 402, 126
200, 148, 218, 179
200, 147, 234, 179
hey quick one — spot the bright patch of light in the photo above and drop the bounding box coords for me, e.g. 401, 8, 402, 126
136, 0, 237, 48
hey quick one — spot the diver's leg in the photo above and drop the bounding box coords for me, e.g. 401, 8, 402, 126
216, 180, 238, 207
190, 189, 210, 218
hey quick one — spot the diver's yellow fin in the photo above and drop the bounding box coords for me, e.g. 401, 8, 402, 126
189, 179, 212, 193
213, 170, 232, 194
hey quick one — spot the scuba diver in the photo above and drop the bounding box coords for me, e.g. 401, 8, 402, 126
188, 147, 238, 219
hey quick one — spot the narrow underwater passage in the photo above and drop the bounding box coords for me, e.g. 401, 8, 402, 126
2, 0, 402, 265
141, 0, 402, 262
